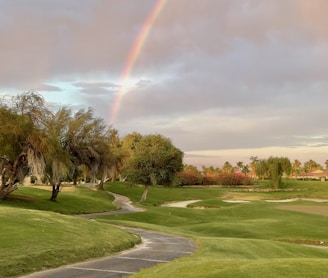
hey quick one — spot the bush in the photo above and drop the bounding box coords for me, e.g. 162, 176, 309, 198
219, 173, 253, 186
177, 172, 253, 186
202, 174, 220, 185
177, 171, 201, 185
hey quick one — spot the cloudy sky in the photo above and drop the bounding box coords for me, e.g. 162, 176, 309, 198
1, 0, 328, 167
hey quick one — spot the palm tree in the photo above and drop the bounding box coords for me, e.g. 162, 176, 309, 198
242, 165, 250, 176
292, 159, 301, 179
236, 161, 244, 172
249, 156, 259, 178
222, 161, 234, 173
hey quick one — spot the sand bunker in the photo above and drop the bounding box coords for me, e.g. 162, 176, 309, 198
222, 200, 250, 203
162, 200, 201, 208
162, 198, 328, 209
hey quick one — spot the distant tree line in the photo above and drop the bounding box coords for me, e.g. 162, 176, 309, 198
179, 156, 328, 188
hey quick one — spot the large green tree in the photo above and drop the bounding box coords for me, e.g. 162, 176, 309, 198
0, 92, 117, 201
104, 129, 127, 183
254, 159, 269, 180
0, 92, 47, 200
42, 107, 72, 201
123, 134, 184, 201
266, 156, 291, 188
65, 108, 103, 185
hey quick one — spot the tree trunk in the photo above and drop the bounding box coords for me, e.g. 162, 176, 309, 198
50, 183, 61, 201
72, 176, 78, 186
0, 183, 18, 201
97, 177, 104, 191
72, 166, 78, 185
0, 155, 25, 200
140, 185, 149, 202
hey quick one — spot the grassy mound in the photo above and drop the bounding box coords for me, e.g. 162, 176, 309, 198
2, 186, 117, 214
0, 186, 140, 277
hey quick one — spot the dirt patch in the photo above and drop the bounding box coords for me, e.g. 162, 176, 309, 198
276, 205, 328, 216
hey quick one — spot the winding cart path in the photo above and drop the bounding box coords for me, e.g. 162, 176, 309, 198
21, 192, 196, 278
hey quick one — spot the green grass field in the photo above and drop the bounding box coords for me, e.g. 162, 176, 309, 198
101, 181, 328, 277
2, 185, 117, 214
2, 180, 328, 277
0, 186, 140, 278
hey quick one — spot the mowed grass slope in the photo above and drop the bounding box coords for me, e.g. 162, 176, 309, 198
102, 182, 328, 278
0, 186, 140, 278
2, 186, 117, 214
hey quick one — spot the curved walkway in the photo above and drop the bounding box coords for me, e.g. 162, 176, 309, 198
79, 192, 145, 219
21, 192, 196, 278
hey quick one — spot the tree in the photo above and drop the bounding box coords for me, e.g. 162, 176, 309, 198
65, 108, 103, 185
222, 161, 234, 173
95, 128, 119, 190
267, 157, 283, 188
105, 129, 123, 182
304, 159, 322, 172
241, 165, 250, 176
279, 157, 292, 177
34, 106, 116, 200
267, 156, 291, 188
42, 108, 72, 201
0, 92, 47, 200
236, 161, 244, 172
254, 159, 269, 180
201, 165, 220, 175
249, 156, 259, 178
292, 159, 302, 179
123, 134, 183, 201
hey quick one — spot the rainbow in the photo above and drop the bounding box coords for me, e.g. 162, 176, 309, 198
109, 0, 167, 125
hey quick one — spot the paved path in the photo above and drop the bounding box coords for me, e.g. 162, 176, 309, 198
21, 193, 196, 278
79, 192, 145, 219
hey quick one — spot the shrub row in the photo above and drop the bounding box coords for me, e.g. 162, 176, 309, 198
177, 172, 253, 186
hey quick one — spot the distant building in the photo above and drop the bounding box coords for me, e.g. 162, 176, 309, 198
292, 169, 328, 181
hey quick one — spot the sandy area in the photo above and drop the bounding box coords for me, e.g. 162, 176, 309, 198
162, 200, 201, 208
162, 197, 328, 213
223, 200, 250, 203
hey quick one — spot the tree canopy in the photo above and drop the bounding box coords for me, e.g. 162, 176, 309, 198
122, 134, 184, 201
0, 92, 118, 201
0, 92, 185, 202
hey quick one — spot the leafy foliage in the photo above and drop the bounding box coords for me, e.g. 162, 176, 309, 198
123, 134, 184, 186
0, 92, 118, 201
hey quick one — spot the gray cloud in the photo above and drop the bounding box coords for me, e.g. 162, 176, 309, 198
1, 0, 328, 165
